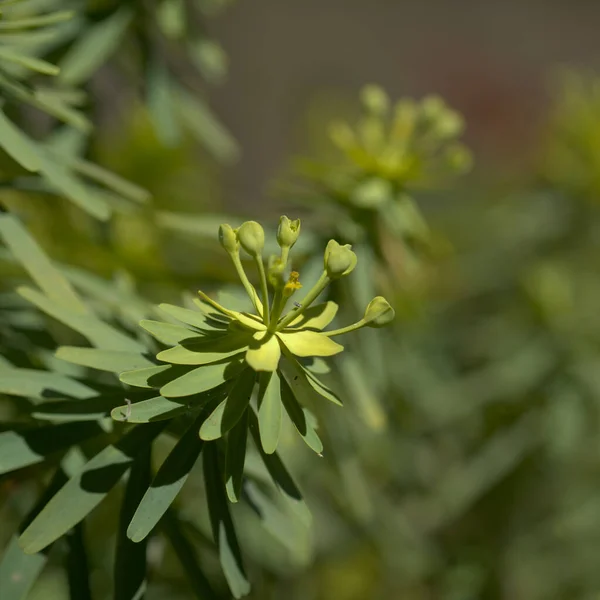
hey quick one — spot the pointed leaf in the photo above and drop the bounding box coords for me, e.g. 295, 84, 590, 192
225, 408, 249, 503
280, 375, 323, 454
0, 536, 46, 600
128, 416, 204, 542
200, 369, 255, 441
286, 301, 338, 330
120, 364, 175, 389
203, 443, 250, 599
19, 422, 166, 554
157, 333, 250, 365
160, 358, 245, 398
279, 355, 342, 406
0, 108, 40, 172
257, 371, 281, 454
56, 347, 154, 373
140, 320, 201, 345
111, 396, 188, 424
0, 367, 96, 401
159, 302, 229, 331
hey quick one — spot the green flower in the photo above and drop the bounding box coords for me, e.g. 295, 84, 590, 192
121, 218, 394, 456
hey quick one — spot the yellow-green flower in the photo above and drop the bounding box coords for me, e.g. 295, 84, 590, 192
121, 218, 394, 457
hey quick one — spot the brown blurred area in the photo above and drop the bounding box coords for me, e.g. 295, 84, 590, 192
211, 0, 600, 209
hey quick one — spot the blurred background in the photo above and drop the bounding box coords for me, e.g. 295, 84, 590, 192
4, 0, 600, 599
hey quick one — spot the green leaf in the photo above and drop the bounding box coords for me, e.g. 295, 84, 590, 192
176, 87, 240, 165
66, 524, 92, 600
0, 47, 59, 75
225, 408, 248, 503
159, 303, 229, 332
257, 371, 282, 454
120, 364, 184, 389
162, 509, 220, 600
0, 367, 96, 401
114, 447, 151, 600
0, 214, 85, 312
58, 8, 132, 86
56, 347, 155, 373
248, 409, 311, 526
0, 535, 46, 600
128, 415, 204, 542
140, 320, 201, 345
0, 422, 104, 476
0, 11, 74, 30
160, 358, 245, 398
203, 443, 250, 599
147, 55, 181, 146
286, 301, 338, 330
279, 354, 342, 406
157, 333, 251, 365
199, 368, 255, 441
111, 396, 189, 424
280, 375, 323, 455
19, 422, 166, 554
0, 108, 40, 171
245, 333, 281, 372
32, 395, 122, 422
277, 330, 343, 358
19, 287, 145, 352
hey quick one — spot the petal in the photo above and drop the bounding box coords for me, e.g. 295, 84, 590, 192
245, 332, 281, 372
277, 330, 343, 358
286, 301, 338, 331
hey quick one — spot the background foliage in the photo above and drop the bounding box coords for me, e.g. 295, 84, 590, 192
2, 1, 600, 599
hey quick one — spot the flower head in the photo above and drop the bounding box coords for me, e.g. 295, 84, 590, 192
122, 217, 394, 456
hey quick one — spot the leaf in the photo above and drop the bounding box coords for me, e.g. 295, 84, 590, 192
159, 303, 229, 331
19, 287, 145, 352
245, 333, 280, 372
111, 396, 185, 423
128, 415, 204, 542
0, 367, 96, 401
280, 375, 323, 455
0, 535, 46, 600
140, 320, 201, 345
0, 11, 74, 30
199, 369, 255, 441
286, 301, 338, 330
0, 422, 104, 476
176, 87, 240, 164
277, 330, 343, 358
114, 447, 151, 600
0, 108, 40, 171
257, 371, 282, 454
225, 408, 249, 503
58, 7, 132, 86
247, 409, 311, 525
66, 524, 92, 600
120, 365, 174, 389
157, 333, 251, 365
56, 347, 154, 373
19, 422, 166, 554
32, 395, 122, 422
0, 47, 59, 75
0, 214, 85, 312
203, 443, 250, 599
162, 509, 220, 600
160, 358, 245, 398
279, 355, 343, 406
147, 54, 181, 146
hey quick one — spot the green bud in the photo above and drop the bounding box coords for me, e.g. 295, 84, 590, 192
361, 84, 390, 116
363, 296, 395, 327
218, 223, 238, 254
277, 216, 301, 249
324, 239, 357, 278
237, 221, 265, 256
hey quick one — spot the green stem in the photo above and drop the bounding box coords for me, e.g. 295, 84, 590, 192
322, 319, 367, 337
231, 253, 262, 315
255, 256, 270, 324
277, 271, 329, 330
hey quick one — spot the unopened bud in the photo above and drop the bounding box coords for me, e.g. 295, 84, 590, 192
277, 216, 301, 249
218, 223, 238, 254
324, 239, 357, 279
237, 221, 265, 256
363, 296, 395, 327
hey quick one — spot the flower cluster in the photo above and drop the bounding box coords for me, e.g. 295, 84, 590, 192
119, 217, 394, 460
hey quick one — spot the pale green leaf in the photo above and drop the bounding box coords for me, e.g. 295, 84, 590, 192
277, 330, 343, 358
140, 320, 200, 345
0, 107, 40, 171
56, 347, 154, 373
286, 301, 338, 330
0, 535, 46, 600
245, 332, 280, 372
0, 367, 95, 401
157, 333, 250, 365
257, 371, 282, 454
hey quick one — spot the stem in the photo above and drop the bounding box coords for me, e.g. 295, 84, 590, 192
277, 271, 329, 330
231, 253, 262, 315
268, 290, 284, 331
255, 256, 270, 324
322, 319, 367, 337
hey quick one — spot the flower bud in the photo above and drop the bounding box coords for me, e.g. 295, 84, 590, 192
237, 221, 265, 256
218, 223, 238, 254
363, 296, 395, 327
324, 239, 357, 278
277, 216, 301, 249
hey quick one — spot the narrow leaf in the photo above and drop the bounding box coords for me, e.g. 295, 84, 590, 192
225, 408, 249, 503
257, 371, 281, 454
0, 367, 96, 401
0, 107, 40, 171
56, 347, 154, 373
140, 320, 200, 345
0, 536, 46, 600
